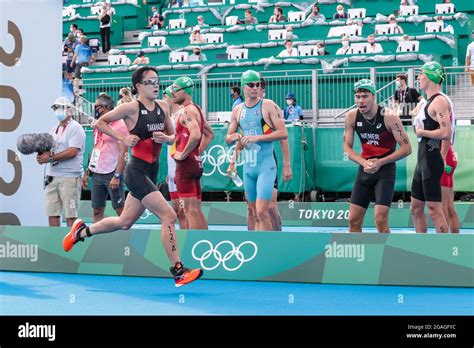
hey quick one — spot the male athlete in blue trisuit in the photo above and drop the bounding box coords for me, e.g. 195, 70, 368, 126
225, 70, 288, 231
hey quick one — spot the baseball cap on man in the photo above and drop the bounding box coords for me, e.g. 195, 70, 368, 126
51, 96, 73, 109
421, 61, 445, 84
354, 79, 376, 95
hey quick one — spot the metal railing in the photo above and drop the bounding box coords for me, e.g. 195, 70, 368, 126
76, 65, 474, 126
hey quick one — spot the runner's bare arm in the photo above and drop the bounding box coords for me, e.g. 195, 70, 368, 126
226, 104, 242, 144
417, 97, 452, 140
176, 110, 201, 160
155, 100, 175, 145
343, 110, 367, 167
94, 102, 139, 146
381, 110, 412, 165
199, 117, 214, 154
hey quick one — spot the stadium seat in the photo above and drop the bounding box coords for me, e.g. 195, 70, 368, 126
148, 36, 166, 47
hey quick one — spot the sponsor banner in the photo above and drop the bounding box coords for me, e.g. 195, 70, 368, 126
1, 225, 472, 287
75, 201, 474, 229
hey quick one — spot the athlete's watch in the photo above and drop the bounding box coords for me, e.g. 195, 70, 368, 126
114, 173, 123, 180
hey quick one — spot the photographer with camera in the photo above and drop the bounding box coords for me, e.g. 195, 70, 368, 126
36, 97, 86, 227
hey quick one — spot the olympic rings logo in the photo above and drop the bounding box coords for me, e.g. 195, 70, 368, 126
201, 144, 243, 177
191, 240, 258, 271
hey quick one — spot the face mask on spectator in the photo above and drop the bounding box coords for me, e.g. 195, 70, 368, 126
338, 9, 344, 15
153, 11, 158, 16
55, 109, 68, 122
395, 81, 401, 89
318, 47, 325, 53
286, 99, 293, 106
195, 51, 201, 56
342, 40, 349, 47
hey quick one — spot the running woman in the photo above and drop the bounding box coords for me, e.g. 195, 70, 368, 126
226, 70, 288, 231
411, 62, 453, 233
63, 66, 203, 287
171, 76, 214, 230
343, 79, 412, 233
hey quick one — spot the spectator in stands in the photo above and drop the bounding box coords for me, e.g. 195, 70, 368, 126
230, 86, 243, 110
367, 34, 383, 53
36, 97, 86, 227
197, 15, 209, 27
269, 7, 287, 23
284, 93, 304, 122
148, 6, 164, 29
188, 46, 207, 62
278, 39, 298, 57
76, 28, 84, 39
117, 87, 134, 106
336, 36, 351, 55
392, 73, 423, 126
306, 5, 326, 22
316, 42, 330, 55
70, 24, 78, 37
189, 26, 205, 44
333, 5, 348, 20
388, 14, 404, 34
465, 31, 474, 85
133, 51, 150, 65
71, 36, 95, 85
99, 3, 114, 54
63, 33, 79, 81
243, 10, 258, 25
286, 26, 298, 40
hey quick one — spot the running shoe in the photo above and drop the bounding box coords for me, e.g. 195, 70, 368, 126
63, 219, 86, 252
170, 262, 203, 287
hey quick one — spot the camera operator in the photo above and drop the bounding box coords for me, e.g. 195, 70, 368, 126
36, 97, 86, 227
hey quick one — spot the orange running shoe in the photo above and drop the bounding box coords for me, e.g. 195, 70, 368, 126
63, 219, 87, 252
170, 262, 203, 287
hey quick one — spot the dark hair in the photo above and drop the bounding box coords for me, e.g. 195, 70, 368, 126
245, 10, 251, 15
231, 86, 241, 95
313, 5, 320, 11
285, 39, 292, 45
131, 66, 158, 95
71, 24, 78, 30
275, 7, 283, 15
96, 94, 114, 110
260, 76, 267, 90
397, 74, 407, 82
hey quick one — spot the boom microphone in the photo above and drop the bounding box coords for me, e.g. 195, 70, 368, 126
17, 133, 54, 155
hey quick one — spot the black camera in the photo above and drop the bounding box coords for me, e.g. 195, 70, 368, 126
44, 175, 53, 189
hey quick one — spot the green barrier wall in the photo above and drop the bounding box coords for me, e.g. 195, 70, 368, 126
1, 225, 472, 287
315, 126, 474, 192
75, 201, 474, 229
83, 125, 474, 193
84, 125, 315, 193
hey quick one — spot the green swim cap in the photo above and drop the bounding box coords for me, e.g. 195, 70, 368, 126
421, 61, 444, 84
354, 79, 376, 95
163, 85, 173, 98
172, 76, 194, 96
241, 70, 261, 86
